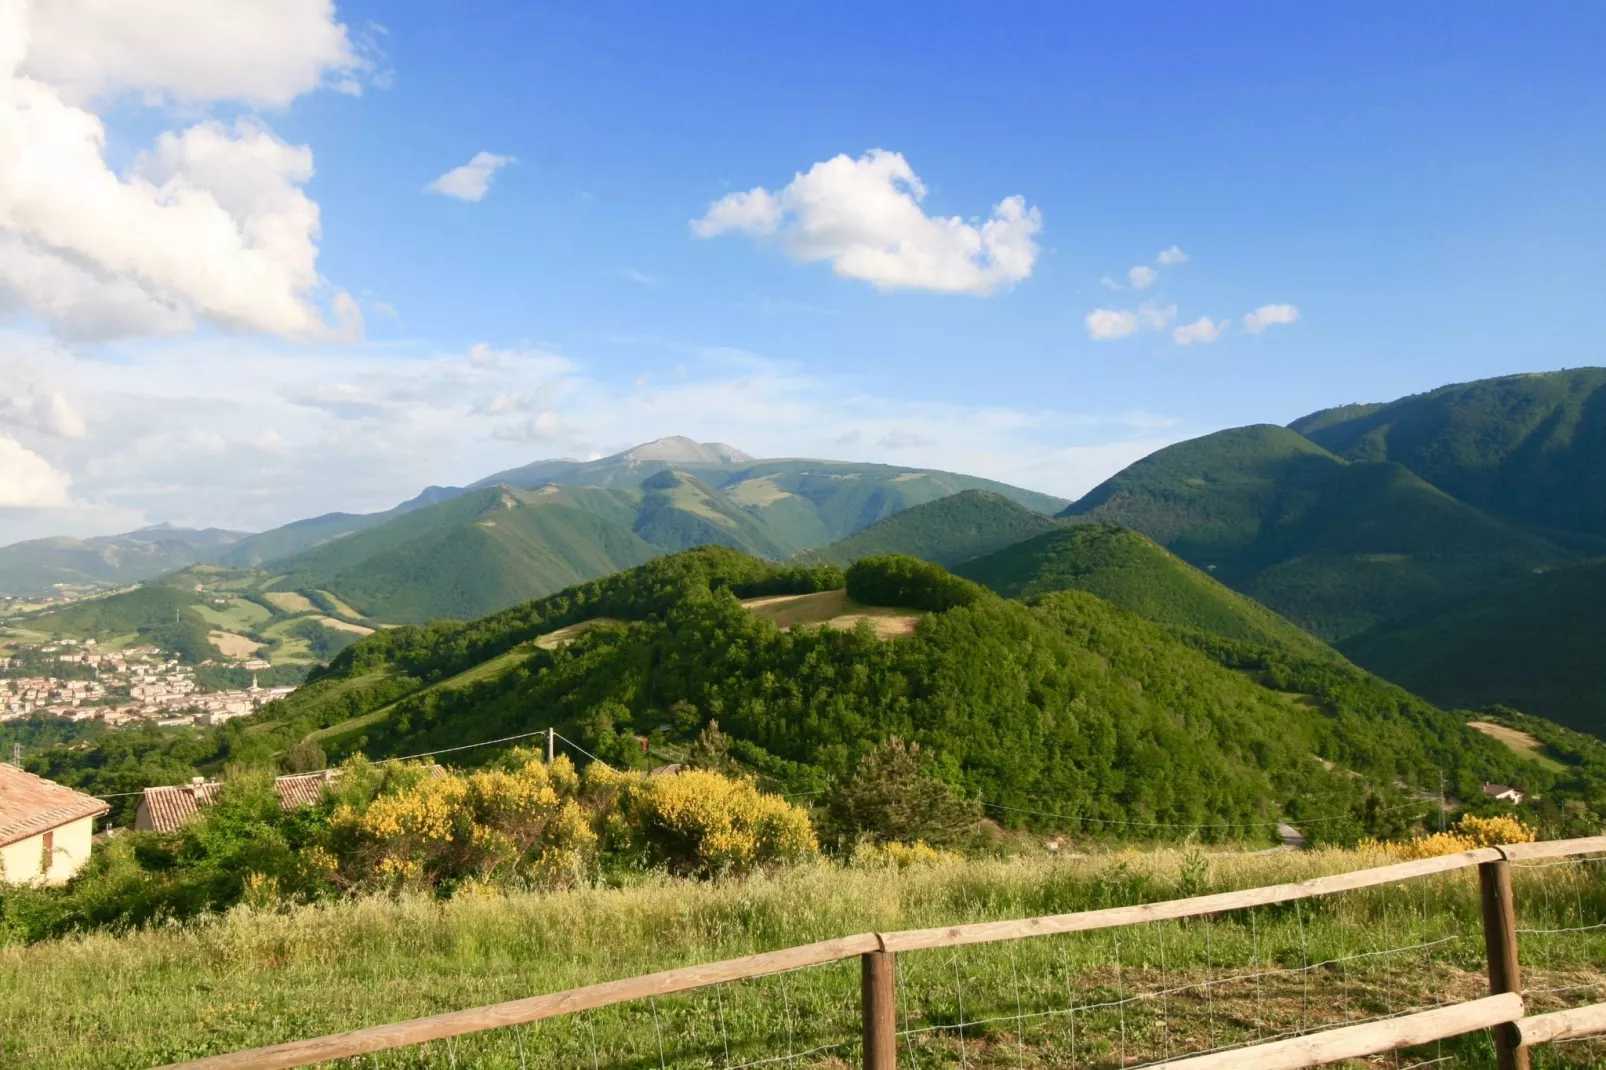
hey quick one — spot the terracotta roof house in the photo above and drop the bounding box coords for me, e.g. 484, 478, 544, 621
133, 778, 225, 833
134, 770, 347, 834
135, 766, 451, 834
0, 764, 109, 885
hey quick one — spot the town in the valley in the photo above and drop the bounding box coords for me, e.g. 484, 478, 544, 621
0, 638, 295, 728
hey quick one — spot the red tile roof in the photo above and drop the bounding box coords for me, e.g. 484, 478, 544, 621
136, 765, 448, 833
0, 764, 110, 848
137, 782, 224, 833
273, 771, 338, 810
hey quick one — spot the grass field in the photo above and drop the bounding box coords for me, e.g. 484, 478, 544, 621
317, 616, 374, 636
1467, 721, 1569, 774
4, 848, 1601, 1068
742, 589, 921, 639
307, 643, 547, 747
313, 590, 366, 619
194, 599, 273, 633
206, 630, 263, 658
534, 617, 621, 649
263, 591, 318, 615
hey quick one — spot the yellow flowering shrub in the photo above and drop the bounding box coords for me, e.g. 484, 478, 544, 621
335, 751, 597, 889
849, 840, 959, 869
332, 750, 815, 889
1363, 813, 1538, 860
589, 764, 818, 877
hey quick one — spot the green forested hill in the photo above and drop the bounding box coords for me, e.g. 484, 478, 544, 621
30, 548, 1604, 841
1340, 557, 1606, 735
1057, 424, 1575, 640
954, 524, 1333, 659
1291, 368, 1606, 542
0, 527, 248, 596
801, 490, 1062, 568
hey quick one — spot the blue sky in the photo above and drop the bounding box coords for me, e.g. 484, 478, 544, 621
2, 1, 1603, 541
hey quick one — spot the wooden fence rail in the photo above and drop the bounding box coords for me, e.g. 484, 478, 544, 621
158, 834, 1606, 1070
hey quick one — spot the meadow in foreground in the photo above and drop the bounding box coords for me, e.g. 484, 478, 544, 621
4, 847, 1602, 1069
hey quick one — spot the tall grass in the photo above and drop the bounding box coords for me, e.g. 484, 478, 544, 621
2, 849, 1602, 1068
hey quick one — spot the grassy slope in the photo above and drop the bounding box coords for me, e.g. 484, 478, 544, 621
801, 490, 1061, 568
1291, 367, 1606, 540
274, 487, 661, 623
16, 583, 202, 638
0, 529, 247, 596
632, 470, 794, 558
954, 523, 1332, 659
5, 849, 1602, 1068
1341, 556, 1606, 735
1058, 424, 1574, 640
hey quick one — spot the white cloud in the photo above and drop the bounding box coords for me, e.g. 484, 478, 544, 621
0, 331, 1186, 542
1172, 316, 1227, 346
18, 0, 366, 107
426, 152, 514, 202
1084, 302, 1175, 341
1099, 275, 1124, 291
0, 435, 72, 508
1156, 245, 1189, 266
1242, 303, 1300, 333
691, 149, 1042, 296
1127, 265, 1158, 290
1085, 309, 1140, 340
0, 1, 361, 342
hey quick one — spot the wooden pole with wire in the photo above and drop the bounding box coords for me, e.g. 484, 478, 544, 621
861, 949, 897, 1069
1479, 857, 1530, 1070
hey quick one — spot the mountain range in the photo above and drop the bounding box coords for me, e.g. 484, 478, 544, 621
6, 371, 1606, 740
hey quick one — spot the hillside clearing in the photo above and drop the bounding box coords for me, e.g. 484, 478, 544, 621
263, 591, 317, 614
314, 590, 366, 618
206, 630, 262, 658
534, 617, 621, 649
318, 616, 374, 636
1468, 720, 1568, 772
723, 476, 794, 507
306, 639, 562, 746
742, 589, 920, 639
194, 599, 272, 632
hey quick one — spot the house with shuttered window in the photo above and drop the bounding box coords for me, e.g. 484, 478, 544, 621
0, 763, 108, 885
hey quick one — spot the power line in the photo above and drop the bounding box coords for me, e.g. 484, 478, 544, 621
982, 798, 1426, 830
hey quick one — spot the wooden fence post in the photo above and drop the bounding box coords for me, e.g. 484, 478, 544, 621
862, 949, 897, 1069
1479, 857, 1530, 1070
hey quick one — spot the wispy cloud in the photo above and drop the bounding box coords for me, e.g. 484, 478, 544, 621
1172, 316, 1226, 346
1242, 303, 1300, 333
426, 152, 515, 202
0, 330, 1185, 542
1085, 303, 1176, 341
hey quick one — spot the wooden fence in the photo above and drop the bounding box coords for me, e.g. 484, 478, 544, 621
160, 834, 1606, 1070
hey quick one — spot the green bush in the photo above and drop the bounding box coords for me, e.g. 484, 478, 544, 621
846, 555, 985, 612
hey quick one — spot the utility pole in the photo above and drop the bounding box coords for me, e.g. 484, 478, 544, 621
546, 726, 555, 764
1439, 771, 1447, 833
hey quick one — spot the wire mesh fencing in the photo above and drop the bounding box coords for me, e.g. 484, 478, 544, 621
1514, 853, 1606, 1070
156, 839, 1606, 1070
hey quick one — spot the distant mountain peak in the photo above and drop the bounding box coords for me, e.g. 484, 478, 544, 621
611, 436, 754, 464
